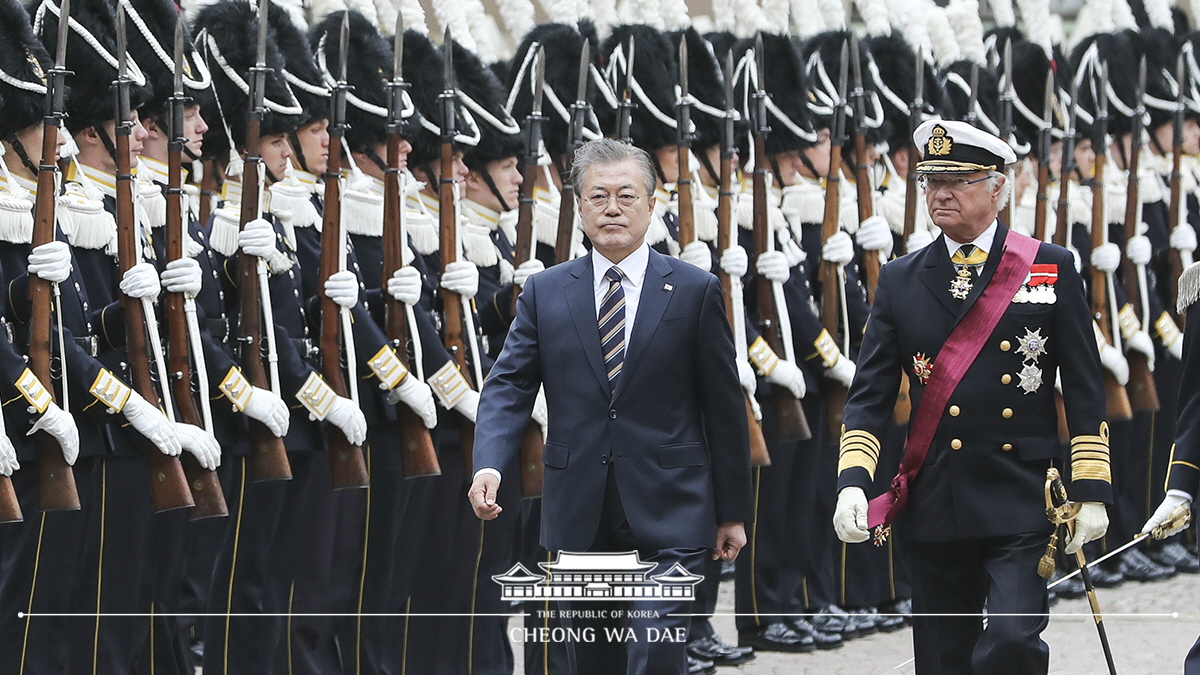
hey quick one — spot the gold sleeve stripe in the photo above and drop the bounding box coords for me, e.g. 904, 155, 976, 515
1071, 459, 1112, 482
218, 367, 253, 412
1070, 423, 1111, 483
1156, 312, 1183, 347
90, 369, 131, 413
427, 361, 470, 409
367, 346, 409, 391
1117, 304, 1141, 341
16, 369, 52, 413
1170, 460, 1200, 472
814, 329, 841, 368
748, 336, 780, 376
838, 429, 882, 479
296, 372, 337, 420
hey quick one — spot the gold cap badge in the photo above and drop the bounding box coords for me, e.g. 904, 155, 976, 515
927, 125, 952, 156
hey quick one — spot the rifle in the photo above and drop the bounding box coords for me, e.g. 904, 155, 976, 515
964, 63, 980, 128
235, 0, 290, 481
554, 39, 590, 264
1119, 57, 1159, 412
676, 36, 695, 247
114, 3, 193, 511
751, 34, 810, 442
1054, 77, 1080, 249
717, 51, 769, 467
438, 29, 478, 468
382, 15, 439, 479
511, 47, 548, 497
1168, 54, 1190, 315
199, 160, 217, 227
616, 37, 635, 144
849, 36, 879, 302
819, 41, 851, 437
27, 0, 78, 514
319, 14, 369, 489
165, 22, 226, 517
1032, 71, 1054, 242
1089, 62, 1133, 421
894, 47, 925, 427
998, 40, 1016, 226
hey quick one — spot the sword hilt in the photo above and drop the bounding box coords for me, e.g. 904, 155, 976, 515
1150, 502, 1193, 540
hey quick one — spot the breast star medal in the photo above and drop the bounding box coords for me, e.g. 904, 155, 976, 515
912, 352, 934, 385
1016, 328, 1048, 361
1018, 363, 1044, 394
950, 267, 973, 300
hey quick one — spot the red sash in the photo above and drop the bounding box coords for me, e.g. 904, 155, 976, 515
867, 231, 1042, 531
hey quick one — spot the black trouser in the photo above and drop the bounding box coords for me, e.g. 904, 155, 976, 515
906, 533, 1050, 675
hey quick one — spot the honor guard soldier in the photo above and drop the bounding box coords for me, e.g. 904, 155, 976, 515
834, 119, 1111, 674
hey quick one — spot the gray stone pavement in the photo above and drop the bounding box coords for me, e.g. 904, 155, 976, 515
510, 571, 1200, 674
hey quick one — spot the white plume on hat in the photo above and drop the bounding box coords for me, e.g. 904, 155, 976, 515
462, 0, 502, 62
662, 0, 692, 30
792, 0, 826, 38
732, 0, 767, 37
591, 0, 620, 35
1111, 0, 1137, 30
349, 0, 380, 24
432, 0, 478, 49
1144, 0, 1174, 29
617, 0, 665, 27
497, 0, 536, 39
946, 0, 986, 66
926, 0, 962, 67
1015, 0, 1053, 55
855, 0, 891, 35
816, 0, 846, 29
713, 0, 737, 31
987, 0, 1016, 27
890, 0, 931, 57
307, 0, 345, 26
374, 0, 398, 36
273, 0, 311, 31
762, 0, 791, 33
399, 0, 429, 35
542, 0, 580, 23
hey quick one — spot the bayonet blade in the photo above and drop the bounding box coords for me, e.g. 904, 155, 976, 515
678, 36, 688, 100
850, 33, 863, 94
913, 46, 924, 110
576, 38, 589, 104
723, 49, 733, 113
967, 62, 980, 124
173, 20, 185, 97
116, 1, 127, 79
531, 45, 545, 116
1067, 75, 1079, 135
754, 33, 765, 95
1177, 53, 1186, 107
624, 36, 635, 99
338, 11, 349, 84
1042, 69, 1054, 130
1003, 39, 1014, 96
443, 27, 454, 91
836, 40, 849, 106
1136, 56, 1147, 113
54, 0, 69, 69
1098, 60, 1109, 119
393, 12, 403, 81
255, 0, 268, 68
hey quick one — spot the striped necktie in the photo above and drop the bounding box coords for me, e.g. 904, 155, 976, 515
598, 266, 626, 392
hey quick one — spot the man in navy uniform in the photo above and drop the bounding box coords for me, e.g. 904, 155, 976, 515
833, 119, 1111, 675
468, 138, 752, 675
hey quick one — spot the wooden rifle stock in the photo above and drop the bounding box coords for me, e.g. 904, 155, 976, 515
554, 165, 576, 264
513, 152, 545, 497
677, 149, 695, 247
319, 138, 369, 489
1033, 163, 1051, 242
27, 111, 76, 514
1089, 153, 1132, 420
854, 135, 880, 302
382, 136, 440, 480
820, 143, 849, 436
1053, 167, 1072, 249
439, 144, 476, 467
115, 125, 193, 512
1118, 140, 1159, 411
166, 136, 226, 518
752, 137, 810, 441
199, 160, 217, 229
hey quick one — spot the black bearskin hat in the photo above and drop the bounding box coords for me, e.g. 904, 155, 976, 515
1007, 40, 1060, 153
310, 10, 388, 154
940, 60, 1004, 140
674, 27, 726, 150
733, 33, 812, 159
452, 39, 522, 170
400, 29, 448, 169
124, 0, 214, 123
0, 0, 56, 139
803, 31, 890, 148
269, 1, 327, 127
601, 24, 678, 152
191, 0, 303, 159
865, 33, 946, 155
508, 21, 601, 160
33, 0, 152, 135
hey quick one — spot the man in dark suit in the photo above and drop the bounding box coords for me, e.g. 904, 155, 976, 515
468, 138, 753, 675
833, 120, 1112, 675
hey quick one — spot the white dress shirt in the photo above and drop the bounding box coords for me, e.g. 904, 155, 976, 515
942, 219, 999, 260
592, 242, 651, 348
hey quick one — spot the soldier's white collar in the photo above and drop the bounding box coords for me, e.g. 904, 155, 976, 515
138, 156, 169, 185
942, 220, 999, 259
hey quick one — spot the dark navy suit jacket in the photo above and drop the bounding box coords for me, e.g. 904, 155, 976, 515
474, 247, 753, 553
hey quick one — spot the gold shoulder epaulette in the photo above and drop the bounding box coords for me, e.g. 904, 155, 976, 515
90, 369, 131, 413
16, 368, 51, 413
367, 345, 408, 391
427, 361, 470, 409
296, 372, 336, 420
218, 366, 253, 412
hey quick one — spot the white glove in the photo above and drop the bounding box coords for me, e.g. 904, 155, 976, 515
720, 245, 749, 278
513, 259, 545, 288
243, 386, 290, 437
326, 395, 367, 446
1099, 343, 1130, 385
119, 262, 161, 300
855, 215, 894, 256
123, 392, 181, 457
452, 388, 480, 423
680, 241, 712, 271
388, 374, 438, 429
1090, 243, 1120, 273
826, 355, 856, 388
737, 359, 757, 397
833, 486, 870, 543
755, 251, 790, 284
238, 218, 279, 258
1169, 336, 1184, 361
323, 270, 360, 309
822, 231, 855, 266
440, 261, 479, 299
0, 431, 16, 476
1064, 501, 1109, 554
906, 229, 934, 255
1142, 490, 1193, 537
27, 241, 72, 283
765, 358, 806, 399
531, 389, 549, 438
1171, 225, 1198, 253
387, 266, 423, 306
1126, 330, 1156, 371
161, 257, 203, 297
28, 401, 79, 465
1126, 235, 1153, 266
174, 422, 221, 471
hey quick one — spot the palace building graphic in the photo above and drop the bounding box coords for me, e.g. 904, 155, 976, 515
493, 551, 704, 601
